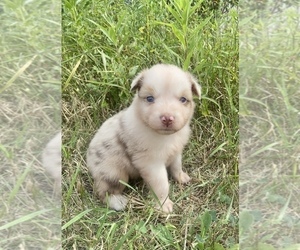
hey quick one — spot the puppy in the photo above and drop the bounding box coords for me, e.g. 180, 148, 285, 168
87, 64, 201, 213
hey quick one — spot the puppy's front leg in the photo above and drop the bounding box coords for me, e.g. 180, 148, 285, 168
169, 154, 191, 184
140, 164, 173, 213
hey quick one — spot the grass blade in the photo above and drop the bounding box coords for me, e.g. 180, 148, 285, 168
8, 165, 31, 204
249, 142, 280, 158
62, 209, 92, 230
63, 55, 83, 91
0, 55, 37, 93
0, 209, 51, 231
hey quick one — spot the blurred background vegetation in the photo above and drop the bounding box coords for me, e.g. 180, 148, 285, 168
0, 0, 61, 248
240, 1, 300, 249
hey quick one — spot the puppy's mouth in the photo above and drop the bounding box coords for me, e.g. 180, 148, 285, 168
156, 128, 177, 135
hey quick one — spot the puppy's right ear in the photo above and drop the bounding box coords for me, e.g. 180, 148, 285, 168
187, 72, 201, 99
130, 70, 145, 92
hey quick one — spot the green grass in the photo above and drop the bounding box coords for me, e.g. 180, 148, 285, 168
62, 0, 238, 249
0, 0, 61, 248
239, 3, 300, 250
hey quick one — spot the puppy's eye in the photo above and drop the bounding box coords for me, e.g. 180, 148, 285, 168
146, 96, 155, 103
180, 97, 188, 103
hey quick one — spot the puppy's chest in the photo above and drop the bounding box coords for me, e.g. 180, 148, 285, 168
121, 131, 184, 162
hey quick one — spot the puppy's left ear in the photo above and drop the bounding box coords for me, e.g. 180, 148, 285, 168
130, 70, 145, 92
187, 73, 201, 98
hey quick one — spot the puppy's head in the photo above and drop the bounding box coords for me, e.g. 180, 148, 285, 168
131, 64, 201, 135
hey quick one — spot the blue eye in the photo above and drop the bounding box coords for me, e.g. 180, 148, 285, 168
180, 97, 188, 103
146, 96, 155, 103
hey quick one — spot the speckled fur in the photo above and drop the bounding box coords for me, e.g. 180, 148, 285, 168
87, 64, 201, 213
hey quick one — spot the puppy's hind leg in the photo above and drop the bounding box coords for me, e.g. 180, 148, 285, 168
94, 175, 129, 211
107, 194, 128, 211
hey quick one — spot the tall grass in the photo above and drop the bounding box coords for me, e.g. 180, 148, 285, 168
0, 0, 61, 248
239, 2, 300, 249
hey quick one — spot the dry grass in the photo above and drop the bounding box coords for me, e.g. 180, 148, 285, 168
62, 100, 238, 249
0, 0, 61, 248
239, 3, 300, 249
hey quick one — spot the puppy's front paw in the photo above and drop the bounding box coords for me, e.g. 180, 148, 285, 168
107, 194, 128, 211
178, 171, 191, 184
156, 198, 173, 213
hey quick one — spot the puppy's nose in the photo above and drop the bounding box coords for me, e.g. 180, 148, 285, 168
161, 115, 174, 127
